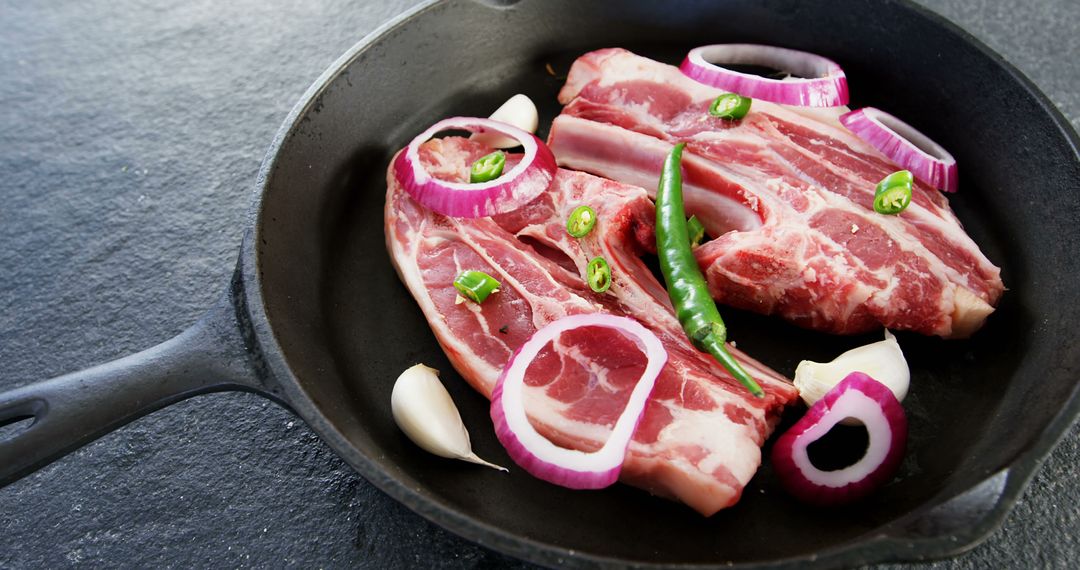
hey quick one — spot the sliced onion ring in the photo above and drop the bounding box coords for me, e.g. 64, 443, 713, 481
680, 44, 849, 107
490, 314, 668, 489
393, 117, 557, 218
771, 372, 907, 506
841, 107, 958, 192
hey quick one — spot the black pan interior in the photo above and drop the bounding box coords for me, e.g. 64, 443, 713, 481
253, 0, 1080, 565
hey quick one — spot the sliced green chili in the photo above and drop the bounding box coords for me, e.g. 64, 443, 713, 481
873, 170, 913, 215
874, 185, 912, 215
469, 151, 506, 183
656, 143, 763, 398
874, 170, 913, 195
453, 270, 501, 303
687, 215, 706, 248
567, 205, 597, 238
708, 93, 752, 120
586, 256, 612, 293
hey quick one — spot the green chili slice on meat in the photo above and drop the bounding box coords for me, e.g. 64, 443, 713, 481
687, 215, 705, 248
873, 170, 913, 215
587, 256, 612, 293
567, 205, 597, 238
873, 185, 912, 215
708, 93, 752, 120
656, 143, 763, 398
469, 151, 506, 183
874, 170, 913, 195
453, 270, 500, 303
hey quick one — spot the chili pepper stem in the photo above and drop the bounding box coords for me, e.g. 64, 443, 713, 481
704, 337, 765, 398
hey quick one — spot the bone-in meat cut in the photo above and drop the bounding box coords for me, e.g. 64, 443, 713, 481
548, 48, 1004, 338
385, 136, 798, 515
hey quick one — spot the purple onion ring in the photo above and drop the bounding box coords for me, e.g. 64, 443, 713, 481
393, 116, 557, 218
490, 314, 668, 490
680, 44, 849, 107
771, 372, 907, 505
841, 107, 959, 192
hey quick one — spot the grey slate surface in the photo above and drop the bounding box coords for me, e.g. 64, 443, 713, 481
0, 0, 1076, 568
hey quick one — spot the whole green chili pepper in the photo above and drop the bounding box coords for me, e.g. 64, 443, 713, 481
656, 143, 764, 398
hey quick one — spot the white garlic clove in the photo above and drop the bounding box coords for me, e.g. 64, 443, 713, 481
471, 94, 539, 149
391, 363, 507, 471
793, 330, 909, 408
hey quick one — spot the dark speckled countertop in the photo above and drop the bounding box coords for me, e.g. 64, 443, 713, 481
1, 0, 1076, 567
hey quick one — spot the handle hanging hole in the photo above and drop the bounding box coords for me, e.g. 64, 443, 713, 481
0, 415, 36, 442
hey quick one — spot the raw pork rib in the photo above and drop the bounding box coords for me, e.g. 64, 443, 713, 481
549, 48, 1004, 338
386, 136, 798, 515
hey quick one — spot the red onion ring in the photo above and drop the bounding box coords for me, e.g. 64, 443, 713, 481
680, 44, 849, 107
490, 314, 668, 489
393, 117, 557, 217
771, 372, 907, 506
841, 107, 958, 192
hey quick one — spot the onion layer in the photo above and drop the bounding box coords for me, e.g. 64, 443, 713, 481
393, 117, 557, 218
840, 107, 958, 192
680, 44, 849, 107
490, 314, 668, 489
771, 372, 907, 505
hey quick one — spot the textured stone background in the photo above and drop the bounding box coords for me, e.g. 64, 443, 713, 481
0, 0, 1076, 568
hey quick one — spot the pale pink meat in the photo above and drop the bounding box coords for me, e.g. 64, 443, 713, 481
385, 136, 797, 515
549, 48, 1004, 338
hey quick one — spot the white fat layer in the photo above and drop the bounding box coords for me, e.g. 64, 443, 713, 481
950, 286, 995, 338
661, 411, 761, 483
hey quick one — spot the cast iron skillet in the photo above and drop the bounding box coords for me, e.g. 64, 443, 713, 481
1, 0, 1078, 567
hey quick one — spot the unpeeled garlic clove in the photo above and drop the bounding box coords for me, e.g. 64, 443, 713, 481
391, 363, 507, 471
471, 94, 539, 148
793, 330, 909, 407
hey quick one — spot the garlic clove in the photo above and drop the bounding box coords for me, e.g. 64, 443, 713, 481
793, 330, 909, 408
471, 94, 539, 149
391, 363, 507, 471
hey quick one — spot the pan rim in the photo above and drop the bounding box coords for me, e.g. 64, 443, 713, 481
237, 0, 1080, 567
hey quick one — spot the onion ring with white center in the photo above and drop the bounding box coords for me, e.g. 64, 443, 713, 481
841, 107, 959, 192
680, 44, 849, 107
490, 314, 668, 490
771, 372, 908, 505
393, 116, 557, 218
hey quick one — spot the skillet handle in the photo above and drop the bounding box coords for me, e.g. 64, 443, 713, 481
0, 287, 270, 487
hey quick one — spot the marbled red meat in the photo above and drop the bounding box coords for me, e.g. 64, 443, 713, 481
549, 48, 1004, 338
385, 136, 797, 515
